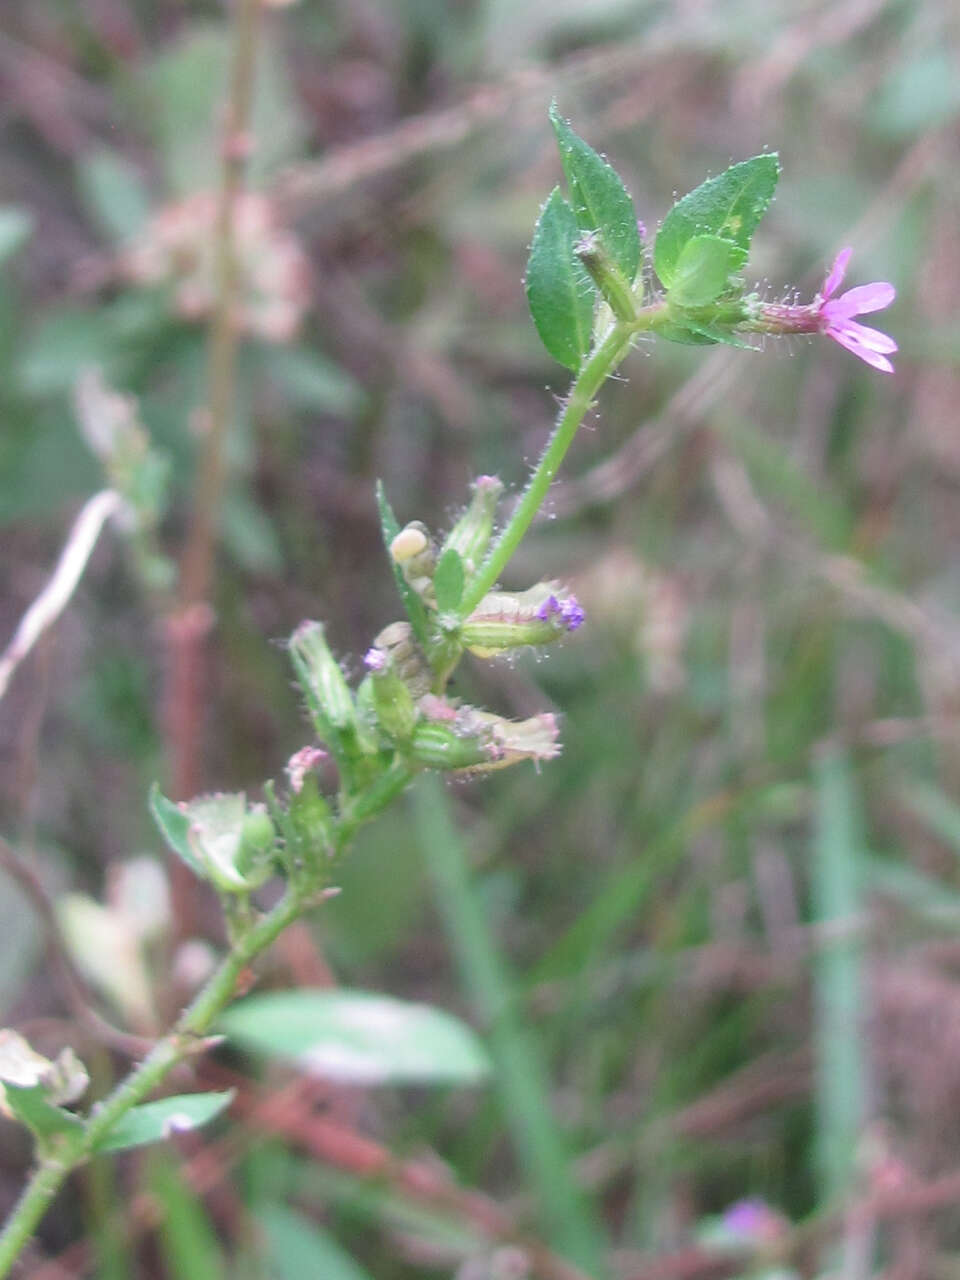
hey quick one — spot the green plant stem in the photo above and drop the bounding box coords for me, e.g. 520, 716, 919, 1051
0, 1161, 67, 1277
0, 884, 306, 1278
459, 309, 659, 617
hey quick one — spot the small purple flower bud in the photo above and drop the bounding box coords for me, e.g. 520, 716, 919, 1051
363, 646, 387, 672
561, 596, 585, 630
535, 593, 585, 631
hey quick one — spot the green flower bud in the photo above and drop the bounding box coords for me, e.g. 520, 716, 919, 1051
575, 231, 639, 322
363, 648, 419, 742
442, 476, 503, 573
408, 707, 562, 772
461, 582, 585, 658
409, 720, 492, 770
369, 621, 432, 697
236, 805, 276, 878
287, 774, 334, 871
289, 621, 357, 738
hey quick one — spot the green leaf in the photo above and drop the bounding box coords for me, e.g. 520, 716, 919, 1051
668, 234, 746, 307
525, 188, 595, 372
92, 1091, 234, 1154
0, 207, 32, 265
654, 153, 780, 288
375, 481, 430, 647
75, 150, 150, 244
549, 104, 640, 283
433, 547, 465, 613
2, 1084, 84, 1142
149, 782, 205, 878
257, 1203, 374, 1280
218, 990, 492, 1086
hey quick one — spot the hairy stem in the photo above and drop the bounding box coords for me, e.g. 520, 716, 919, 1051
459, 308, 661, 617
0, 884, 306, 1278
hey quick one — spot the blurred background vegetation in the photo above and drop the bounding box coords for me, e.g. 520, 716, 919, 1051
2, 0, 960, 1276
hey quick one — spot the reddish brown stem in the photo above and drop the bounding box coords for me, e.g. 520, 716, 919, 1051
163, 0, 263, 927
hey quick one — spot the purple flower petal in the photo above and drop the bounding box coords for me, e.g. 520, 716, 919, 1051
821, 247, 852, 299
826, 281, 896, 318
826, 323, 895, 373
832, 320, 897, 353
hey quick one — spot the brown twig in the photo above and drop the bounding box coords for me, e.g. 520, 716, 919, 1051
233, 1079, 595, 1280
163, 0, 264, 928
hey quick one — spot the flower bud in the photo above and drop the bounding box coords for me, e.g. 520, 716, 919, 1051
461, 582, 585, 658
409, 720, 493, 770
575, 231, 639, 322
236, 805, 276, 877
289, 621, 356, 737
390, 522, 429, 563
285, 745, 327, 794
364, 649, 419, 743
287, 774, 334, 869
409, 704, 561, 772
369, 621, 432, 697
441, 476, 503, 573
389, 523, 437, 602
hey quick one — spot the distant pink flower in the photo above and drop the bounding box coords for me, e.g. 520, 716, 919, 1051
815, 247, 897, 373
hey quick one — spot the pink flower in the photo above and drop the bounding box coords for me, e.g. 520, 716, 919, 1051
816, 247, 897, 373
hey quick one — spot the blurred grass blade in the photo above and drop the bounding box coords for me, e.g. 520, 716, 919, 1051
813, 746, 867, 1205
413, 775, 607, 1275
149, 1152, 226, 1280
901, 780, 960, 859
257, 1203, 373, 1280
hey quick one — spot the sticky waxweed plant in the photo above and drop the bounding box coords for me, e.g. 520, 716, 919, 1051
0, 108, 897, 1274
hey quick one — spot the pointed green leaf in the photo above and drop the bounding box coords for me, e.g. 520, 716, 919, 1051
149, 783, 205, 878
433, 547, 465, 613
549, 104, 640, 283
375, 481, 430, 647
655, 153, 780, 288
668, 234, 747, 307
2, 1084, 84, 1142
92, 1091, 234, 1154
526, 188, 595, 372
218, 990, 491, 1086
